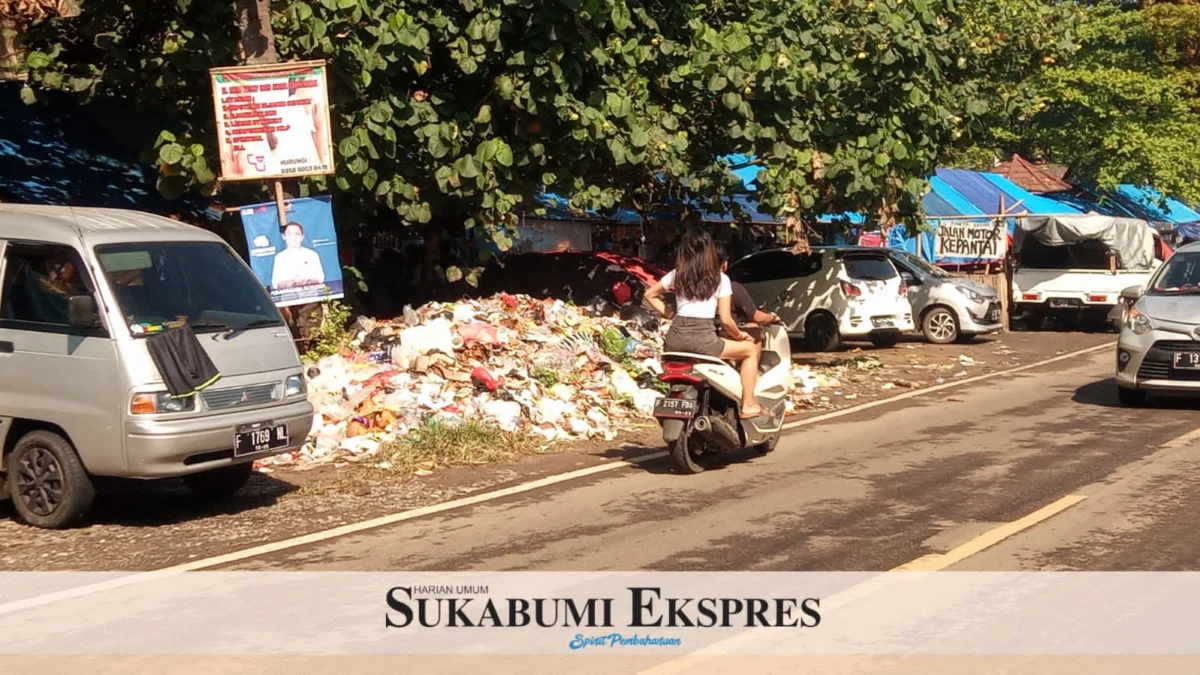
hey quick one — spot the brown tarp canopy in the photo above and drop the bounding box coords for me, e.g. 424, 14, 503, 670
991, 154, 1073, 194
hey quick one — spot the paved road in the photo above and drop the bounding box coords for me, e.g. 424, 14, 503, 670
222, 348, 1200, 572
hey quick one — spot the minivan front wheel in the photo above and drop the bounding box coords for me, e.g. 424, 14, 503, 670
922, 307, 960, 344
8, 431, 95, 529
183, 463, 254, 499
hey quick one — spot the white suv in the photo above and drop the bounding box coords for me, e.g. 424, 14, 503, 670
728, 246, 915, 350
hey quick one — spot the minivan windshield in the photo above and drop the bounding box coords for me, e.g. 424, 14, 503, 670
1148, 252, 1200, 296
95, 242, 284, 336
844, 256, 898, 281
895, 251, 952, 278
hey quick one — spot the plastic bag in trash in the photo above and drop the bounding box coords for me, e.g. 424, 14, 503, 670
400, 318, 454, 356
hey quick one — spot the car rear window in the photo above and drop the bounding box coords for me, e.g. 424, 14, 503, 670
844, 256, 897, 281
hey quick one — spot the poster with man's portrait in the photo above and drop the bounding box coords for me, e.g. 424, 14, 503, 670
240, 195, 343, 307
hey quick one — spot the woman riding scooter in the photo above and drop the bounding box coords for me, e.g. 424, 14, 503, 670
643, 229, 769, 420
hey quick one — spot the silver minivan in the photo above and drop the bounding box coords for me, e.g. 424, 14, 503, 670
0, 204, 314, 528
882, 249, 1003, 343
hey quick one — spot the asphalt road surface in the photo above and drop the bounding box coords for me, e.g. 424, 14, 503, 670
220, 347, 1200, 573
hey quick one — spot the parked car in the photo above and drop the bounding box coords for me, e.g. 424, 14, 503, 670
473, 250, 667, 310
0, 204, 314, 528
727, 246, 915, 351
1012, 214, 1162, 330
880, 249, 1003, 344
1115, 241, 1200, 406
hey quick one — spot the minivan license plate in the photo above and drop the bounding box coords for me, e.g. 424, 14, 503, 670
1174, 353, 1200, 370
235, 424, 289, 457
653, 398, 697, 420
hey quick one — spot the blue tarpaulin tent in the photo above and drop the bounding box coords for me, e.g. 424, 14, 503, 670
935, 168, 1081, 216
1115, 184, 1200, 224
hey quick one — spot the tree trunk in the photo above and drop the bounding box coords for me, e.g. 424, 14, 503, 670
233, 0, 277, 65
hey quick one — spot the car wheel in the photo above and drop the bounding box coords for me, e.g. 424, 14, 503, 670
183, 463, 254, 499
921, 307, 960, 344
869, 331, 901, 348
7, 430, 95, 529
804, 312, 841, 352
1116, 385, 1147, 407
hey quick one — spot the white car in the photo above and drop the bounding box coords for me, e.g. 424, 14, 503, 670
728, 246, 915, 351
1116, 242, 1200, 406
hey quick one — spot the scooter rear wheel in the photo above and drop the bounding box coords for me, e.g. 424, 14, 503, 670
668, 431, 707, 474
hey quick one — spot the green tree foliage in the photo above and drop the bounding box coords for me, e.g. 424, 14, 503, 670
15, 0, 1029, 237
958, 0, 1200, 203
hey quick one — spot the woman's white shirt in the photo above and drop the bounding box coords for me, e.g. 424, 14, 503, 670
660, 270, 732, 319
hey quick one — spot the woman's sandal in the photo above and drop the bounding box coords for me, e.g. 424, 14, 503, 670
738, 407, 774, 420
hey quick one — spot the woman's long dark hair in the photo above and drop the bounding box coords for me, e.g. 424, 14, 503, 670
673, 228, 720, 301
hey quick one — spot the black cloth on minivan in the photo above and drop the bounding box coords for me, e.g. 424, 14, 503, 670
145, 324, 221, 398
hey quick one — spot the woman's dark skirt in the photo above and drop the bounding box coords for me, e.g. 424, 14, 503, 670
663, 316, 724, 357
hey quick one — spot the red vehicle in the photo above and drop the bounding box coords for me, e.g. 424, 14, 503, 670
474, 250, 667, 309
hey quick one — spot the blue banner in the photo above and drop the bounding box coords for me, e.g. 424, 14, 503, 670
240, 195, 343, 307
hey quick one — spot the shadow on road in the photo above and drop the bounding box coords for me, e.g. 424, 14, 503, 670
599, 443, 769, 475
0, 472, 299, 528
1074, 378, 1200, 410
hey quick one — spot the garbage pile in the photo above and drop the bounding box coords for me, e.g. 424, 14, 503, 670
259, 294, 668, 469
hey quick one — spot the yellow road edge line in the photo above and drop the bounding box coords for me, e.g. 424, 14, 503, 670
890, 494, 1087, 572
638, 493, 1089, 674
782, 341, 1116, 430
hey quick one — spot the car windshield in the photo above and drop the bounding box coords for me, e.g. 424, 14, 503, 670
1149, 252, 1200, 295
95, 242, 284, 336
896, 251, 952, 278
844, 256, 897, 281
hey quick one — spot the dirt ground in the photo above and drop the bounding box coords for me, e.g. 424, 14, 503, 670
0, 329, 1115, 571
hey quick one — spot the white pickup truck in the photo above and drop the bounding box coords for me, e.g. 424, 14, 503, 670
1011, 215, 1162, 329
1012, 267, 1159, 328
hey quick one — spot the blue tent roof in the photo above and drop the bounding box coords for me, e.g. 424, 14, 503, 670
530, 192, 643, 224
0, 83, 208, 219
935, 168, 1080, 216
1115, 184, 1200, 225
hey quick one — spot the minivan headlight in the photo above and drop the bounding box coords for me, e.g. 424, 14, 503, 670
1126, 308, 1154, 335
130, 392, 196, 415
285, 374, 307, 397
958, 286, 986, 304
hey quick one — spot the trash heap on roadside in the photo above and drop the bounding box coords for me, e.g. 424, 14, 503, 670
259, 294, 669, 469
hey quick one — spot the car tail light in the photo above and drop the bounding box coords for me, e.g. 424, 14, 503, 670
841, 281, 862, 298
1022, 292, 1040, 301
660, 361, 703, 385
1088, 294, 1107, 303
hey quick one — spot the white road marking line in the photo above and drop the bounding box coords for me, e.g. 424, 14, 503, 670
782, 341, 1116, 430
638, 494, 1089, 674
1160, 426, 1200, 449
0, 340, 1116, 617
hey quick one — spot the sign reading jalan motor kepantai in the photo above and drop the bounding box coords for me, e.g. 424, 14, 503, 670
934, 220, 1008, 261
209, 60, 336, 182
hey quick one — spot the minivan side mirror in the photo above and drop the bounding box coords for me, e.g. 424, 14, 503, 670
899, 270, 917, 285
1119, 285, 1144, 301
68, 294, 101, 329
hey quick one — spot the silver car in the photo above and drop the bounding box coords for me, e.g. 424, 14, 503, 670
0, 205, 314, 528
1116, 241, 1200, 406
880, 249, 1003, 343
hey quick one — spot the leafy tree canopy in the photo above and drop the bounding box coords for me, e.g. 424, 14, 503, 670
15, 0, 1041, 241
962, 0, 1200, 204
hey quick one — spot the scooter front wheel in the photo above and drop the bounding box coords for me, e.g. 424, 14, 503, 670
668, 431, 707, 474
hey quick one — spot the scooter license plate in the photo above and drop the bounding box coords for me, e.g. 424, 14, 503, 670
653, 398, 697, 419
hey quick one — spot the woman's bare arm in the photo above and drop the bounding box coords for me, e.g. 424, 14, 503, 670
643, 281, 672, 318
